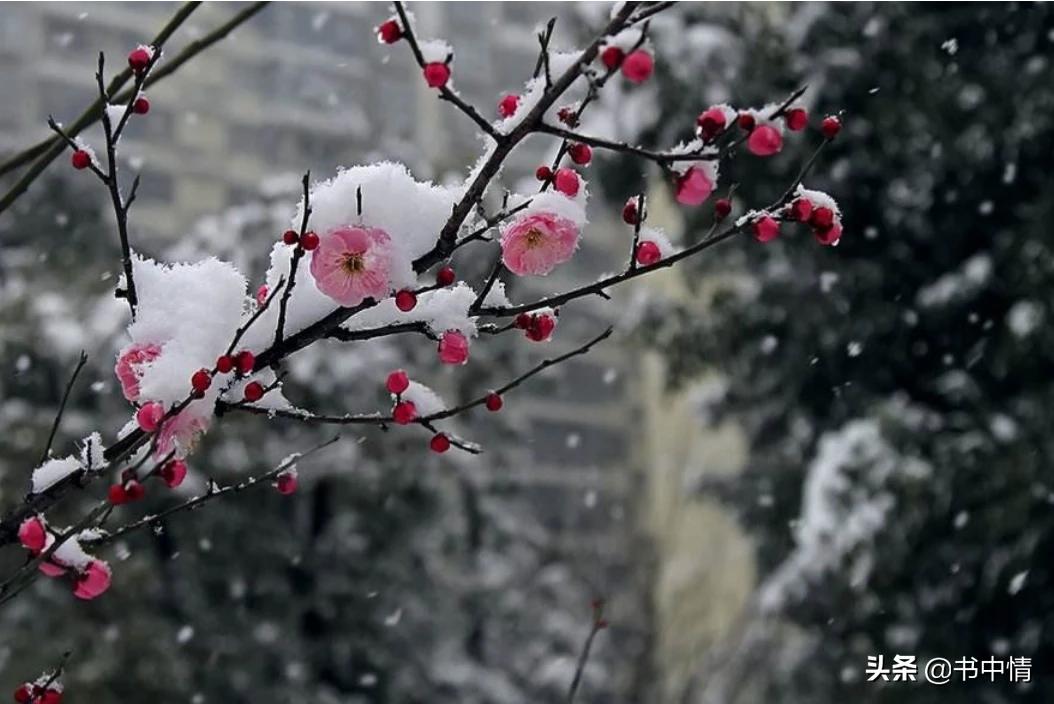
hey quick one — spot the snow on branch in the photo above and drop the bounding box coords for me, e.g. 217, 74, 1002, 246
1, 1, 846, 639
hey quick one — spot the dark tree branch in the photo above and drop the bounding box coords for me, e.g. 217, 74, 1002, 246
411, 2, 644, 274
328, 321, 434, 343
83, 437, 340, 548
392, 2, 500, 139
567, 601, 609, 704
0, 2, 268, 213
223, 327, 612, 431
274, 172, 312, 349
478, 138, 830, 320
39, 352, 88, 466
0, 2, 201, 178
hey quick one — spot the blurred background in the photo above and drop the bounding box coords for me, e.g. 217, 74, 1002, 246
0, 2, 1051, 702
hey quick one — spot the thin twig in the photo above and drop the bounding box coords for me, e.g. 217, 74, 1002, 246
0, 503, 109, 608
0, 1, 201, 179
274, 172, 312, 349
567, 602, 609, 704
39, 352, 88, 466
84, 436, 340, 547
224, 328, 613, 428
477, 139, 830, 320
411, 2, 645, 274
0, 2, 268, 214
392, 2, 500, 140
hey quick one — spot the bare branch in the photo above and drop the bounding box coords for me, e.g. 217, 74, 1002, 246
0, 2, 268, 213
39, 352, 88, 466
392, 2, 500, 140
223, 327, 613, 429
274, 172, 312, 348
567, 601, 609, 703
83, 436, 341, 548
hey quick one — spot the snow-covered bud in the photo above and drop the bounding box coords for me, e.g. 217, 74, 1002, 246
71, 150, 91, 170
73, 559, 112, 600
127, 45, 152, 72
18, 516, 47, 552
696, 107, 727, 140
300, 231, 319, 251
429, 433, 451, 453
784, 107, 808, 131
13, 684, 32, 704
136, 402, 164, 432
635, 241, 662, 266
621, 50, 653, 83
376, 19, 402, 44
814, 222, 843, 246
438, 330, 469, 365
235, 350, 255, 375
600, 46, 624, 71
190, 368, 212, 395
386, 369, 410, 395
485, 392, 503, 412
675, 167, 714, 206
789, 198, 813, 222
568, 142, 592, 166
622, 197, 642, 225
393, 400, 417, 425
553, 168, 580, 197
423, 62, 451, 88
497, 93, 519, 118
821, 115, 842, 139
436, 265, 456, 287
255, 284, 269, 306
752, 215, 781, 243
243, 381, 265, 402
395, 289, 417, 312
216, 354, 234, 374
132, 96, 150, 115
524, 312, 557, 342
810, 207, 835, 230
736, 112, 756, 131
714, 198, 732, 221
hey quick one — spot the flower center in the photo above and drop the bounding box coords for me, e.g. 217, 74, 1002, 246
524, 227, 546, 248
341, 252, 366, 274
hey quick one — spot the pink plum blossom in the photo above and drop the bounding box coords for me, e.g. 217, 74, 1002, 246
747, 124, 783, 157
255, 284, 269, 306
675, 167, 714, 206
438, 330, 470, 365
73, 560, 112, 600
156, 409, 209, 458
114, 343, 161, 402
500, 212, 580, 276
309, 225, 393, 307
